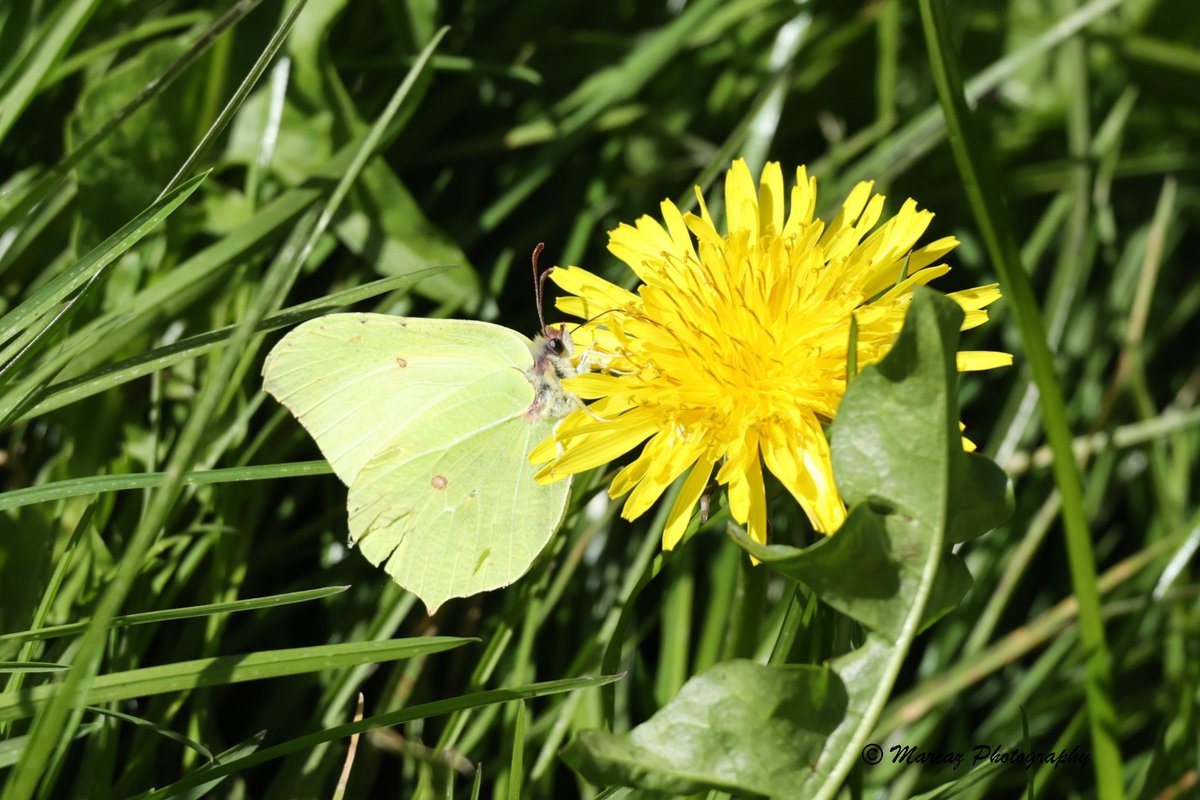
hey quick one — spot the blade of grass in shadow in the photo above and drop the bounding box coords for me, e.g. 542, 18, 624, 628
0, 173, 207, 352
0, 27, 451, 800
875, 521, 1194, 739
157, 0, 308, 199
84, 706, 215, 764
915, 5, 1120, 793
0, 0, 100, 145
827, 0, 1123, 198
16, 266, 449, 422
42, 12, 211, 87
0, 0, 265, 231
135, 674, 622, 800
0, 638, 474, 724
0, 585, 348, 645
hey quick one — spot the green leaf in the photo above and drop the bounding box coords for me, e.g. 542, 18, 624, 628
0, 637, 472, 724
562, 659, 846, 796
730, 507, 973, 639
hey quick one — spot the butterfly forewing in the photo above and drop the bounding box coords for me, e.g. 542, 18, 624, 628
263, 314, 535, 484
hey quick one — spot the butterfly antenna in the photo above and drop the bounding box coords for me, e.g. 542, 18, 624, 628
569, 307, 619, 335
532, 242, 555, 335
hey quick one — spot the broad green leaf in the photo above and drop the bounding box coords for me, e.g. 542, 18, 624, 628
731, 507, 974, 640
0, 637, 472, 724
562, 659, 846, 796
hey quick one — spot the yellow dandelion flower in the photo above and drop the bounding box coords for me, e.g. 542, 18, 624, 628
532, 159, 1010, 551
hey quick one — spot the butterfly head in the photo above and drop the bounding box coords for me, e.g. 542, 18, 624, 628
535, 323, 576, 377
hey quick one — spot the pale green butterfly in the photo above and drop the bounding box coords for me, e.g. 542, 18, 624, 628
262, 245, 580, 613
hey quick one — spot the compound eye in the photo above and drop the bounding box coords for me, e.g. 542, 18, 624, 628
548, 338, 565, 356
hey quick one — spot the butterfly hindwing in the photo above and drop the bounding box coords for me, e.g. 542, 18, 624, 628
262, 313, 572, 611
349, 402, 567, 612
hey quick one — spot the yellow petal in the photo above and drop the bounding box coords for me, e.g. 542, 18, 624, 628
758, 161, 785, 235
957, 350, 1013, 371
662, 456, 716, 550
535, 413, 657, 479
725, 158, 759, 237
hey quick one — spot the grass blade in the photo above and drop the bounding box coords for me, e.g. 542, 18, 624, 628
0, 585, 348, 645
0, 0, 100, 145
0, 637, 474, 724
136, 674, 622, 800
17, 267, 448, 422
0, 460, 330, 513
0, 173, 207, 351
157, 0, 308, 198
916, 2, 1122, 794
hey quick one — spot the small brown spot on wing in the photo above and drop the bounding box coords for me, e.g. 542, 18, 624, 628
431, 475, 448, 490
349, 335, 363, 344
396, 357, 408, 368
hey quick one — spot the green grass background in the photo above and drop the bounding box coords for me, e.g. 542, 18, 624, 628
1, 0, 1198, 797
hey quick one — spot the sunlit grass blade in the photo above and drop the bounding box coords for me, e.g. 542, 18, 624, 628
0, 173, 207, 351
0, 585, 348, 645
0, 0, 265, 231
0, 662, 68, 674
18, 267, 449, 422
0, 460, 329, 513
1, 29, 451, 800
0, 0, 99, 145
0, 638, 474, 724
158, 0, 308, 198
916, 3, 1121, 794
136, 674, 622, 800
